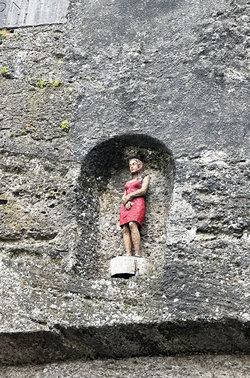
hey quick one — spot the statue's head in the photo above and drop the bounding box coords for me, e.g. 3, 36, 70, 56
129, 158, 144, 181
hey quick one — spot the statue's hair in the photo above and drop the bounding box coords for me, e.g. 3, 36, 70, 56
129, 158, 146, 182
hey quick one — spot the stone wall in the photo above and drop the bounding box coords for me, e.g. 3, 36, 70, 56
0, 0, 249, 366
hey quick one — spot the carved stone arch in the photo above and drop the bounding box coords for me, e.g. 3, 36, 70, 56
75, 134, 174, 278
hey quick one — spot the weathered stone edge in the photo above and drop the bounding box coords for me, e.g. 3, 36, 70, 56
0, 319, 249, 365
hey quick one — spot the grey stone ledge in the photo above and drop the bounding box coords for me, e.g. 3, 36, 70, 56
0, 319, 249, 365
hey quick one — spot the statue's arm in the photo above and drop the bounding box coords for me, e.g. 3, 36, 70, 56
121, 190, 127, 205
128, 176, 150, 200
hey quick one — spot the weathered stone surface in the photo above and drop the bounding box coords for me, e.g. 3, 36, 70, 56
0, 0, 70, 28
135, 257, 156, 276
1, 355, 250, 377
0, 0, 249, 370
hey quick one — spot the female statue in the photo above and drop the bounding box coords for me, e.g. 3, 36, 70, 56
120, 158, 150, 257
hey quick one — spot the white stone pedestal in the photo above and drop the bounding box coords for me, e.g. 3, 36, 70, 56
110, 256, 155, 278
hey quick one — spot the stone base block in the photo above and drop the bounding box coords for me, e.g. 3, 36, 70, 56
110, 256, 155, 278
110, 256, 135, 278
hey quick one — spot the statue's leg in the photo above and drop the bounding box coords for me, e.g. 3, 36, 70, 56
123, 224, 132, 256
129, 221, 141, 256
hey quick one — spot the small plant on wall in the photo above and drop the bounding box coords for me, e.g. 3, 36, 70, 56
0, 66, 12, 79
51, 80, 62, 87
35, 79, 62, 88
60, 120, 70, 133
0, 28, 11, 40
35, 79, 45, 88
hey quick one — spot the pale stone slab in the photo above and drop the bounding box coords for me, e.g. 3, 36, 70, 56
110, 256, 136, 278
0, 0, 70, 28
110, 256, 156, 278
135, 257, 156, 276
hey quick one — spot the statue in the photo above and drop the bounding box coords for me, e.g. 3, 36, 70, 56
120, 158, 150, 257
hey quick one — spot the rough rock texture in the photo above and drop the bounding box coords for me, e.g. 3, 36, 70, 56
0, 0, 249, 369
1, 355, 250, 377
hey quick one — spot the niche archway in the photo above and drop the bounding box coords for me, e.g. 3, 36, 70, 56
76, 134, 174, 278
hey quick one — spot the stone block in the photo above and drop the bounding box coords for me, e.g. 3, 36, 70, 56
110, 256, 135, 278
0, 0, 70, 28
110, 256, 156, 278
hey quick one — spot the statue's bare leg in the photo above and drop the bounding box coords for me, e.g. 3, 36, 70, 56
123, 225, 132, 256
129, 221, 141, 256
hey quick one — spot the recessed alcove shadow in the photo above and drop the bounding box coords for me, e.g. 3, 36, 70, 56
75, 134, 174, 278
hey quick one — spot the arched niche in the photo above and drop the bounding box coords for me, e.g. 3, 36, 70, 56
75, 134, 174, 278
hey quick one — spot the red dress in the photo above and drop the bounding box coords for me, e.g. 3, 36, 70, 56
120, 180, 146, 228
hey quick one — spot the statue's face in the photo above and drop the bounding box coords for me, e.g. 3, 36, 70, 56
129, 159, 139, 173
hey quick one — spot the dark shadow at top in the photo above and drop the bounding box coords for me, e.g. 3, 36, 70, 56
81, 134, 174, 192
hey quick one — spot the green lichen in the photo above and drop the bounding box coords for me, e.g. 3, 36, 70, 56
51, 257, 62, 265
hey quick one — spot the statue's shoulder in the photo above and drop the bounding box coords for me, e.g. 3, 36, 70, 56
142, 174, 150, 182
